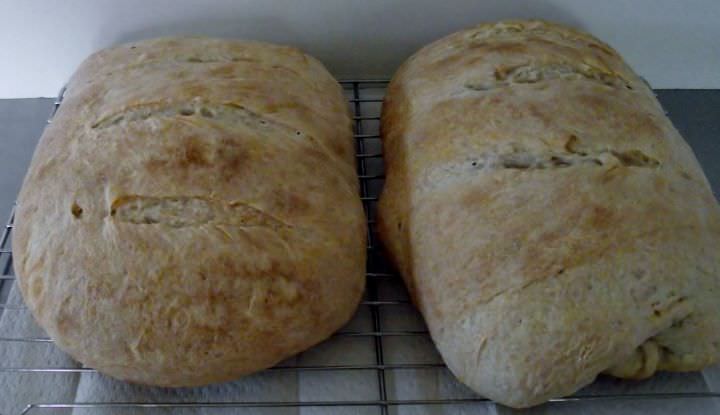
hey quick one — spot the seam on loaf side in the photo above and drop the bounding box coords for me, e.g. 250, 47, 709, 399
605, 302, 693, 379
110, 195, 290, 229
456, 225, 695, 330
459, 224, 698, 315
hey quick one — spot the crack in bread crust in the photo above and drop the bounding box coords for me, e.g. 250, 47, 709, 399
468, 148, 659, 170
92, 101, 302, 135
111, 195, 290, 229
90, 100, 348, 177
465, 62, 631, 91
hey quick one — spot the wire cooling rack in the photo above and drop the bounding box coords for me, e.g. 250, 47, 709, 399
1, 81, 720, 415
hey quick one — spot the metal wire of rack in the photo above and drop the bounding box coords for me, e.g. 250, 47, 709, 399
1, 81, 720, 414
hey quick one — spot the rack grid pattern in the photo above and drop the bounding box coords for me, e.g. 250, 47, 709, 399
1, 81, 719, 414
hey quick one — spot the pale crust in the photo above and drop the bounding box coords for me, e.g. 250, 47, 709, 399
13, 37, 366, 387
378, 20, 720, 407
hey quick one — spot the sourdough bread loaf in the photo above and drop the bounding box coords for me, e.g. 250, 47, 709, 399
378, 20, 720, 407
13, 37, 366, 387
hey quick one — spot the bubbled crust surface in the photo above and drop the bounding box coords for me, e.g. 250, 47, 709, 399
377, 20, 720, 408
12, 37, 366, 387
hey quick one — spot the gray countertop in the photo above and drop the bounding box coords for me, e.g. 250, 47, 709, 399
0, 98, 54, 220
0, 91, 719, 220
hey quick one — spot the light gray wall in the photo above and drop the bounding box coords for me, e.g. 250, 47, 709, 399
1, 0, 719, 98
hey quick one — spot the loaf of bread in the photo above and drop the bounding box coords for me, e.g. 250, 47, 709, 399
13, 37, 366, 387
378, 20, 720, 407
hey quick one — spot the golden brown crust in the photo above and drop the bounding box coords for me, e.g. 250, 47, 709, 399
378, 20, 720, 407
13, 37, 366, 387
